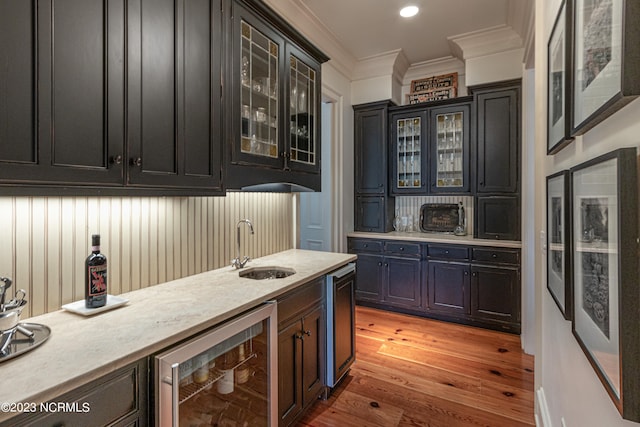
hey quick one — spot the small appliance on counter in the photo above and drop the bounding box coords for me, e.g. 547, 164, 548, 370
0, 276, 51, 362
419, 202, 466, 235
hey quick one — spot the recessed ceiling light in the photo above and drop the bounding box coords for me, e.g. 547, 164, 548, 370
400, 5, 419, 18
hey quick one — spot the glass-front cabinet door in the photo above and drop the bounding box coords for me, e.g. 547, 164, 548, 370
286, 45, 320, 173
390, 110, 427, 194
239, 19, 281, 165
430, 103, 471, 193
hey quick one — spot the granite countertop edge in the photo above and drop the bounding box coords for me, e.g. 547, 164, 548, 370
0, 249, 356, 422
347, 231, 522, 249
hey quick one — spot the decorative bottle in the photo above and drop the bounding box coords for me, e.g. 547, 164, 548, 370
85, 234, 107, 308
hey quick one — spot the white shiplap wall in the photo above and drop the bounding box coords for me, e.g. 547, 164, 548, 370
0, 192, 293, 318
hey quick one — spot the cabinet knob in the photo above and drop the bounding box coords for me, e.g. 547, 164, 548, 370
464, 271, 469, 276
131, 157, 142, 167
492, 253, 498, 258
445, 250, 449, 254
364, 244, 368, 248
400, 247, 404, 251
110, 155, 123, 165
472, 272, 477, 277
377, 262, 382, 267
304, 330, 312, 337
295, 333, 304, 340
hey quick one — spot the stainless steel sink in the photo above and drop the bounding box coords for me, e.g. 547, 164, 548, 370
239, 266, 296, 280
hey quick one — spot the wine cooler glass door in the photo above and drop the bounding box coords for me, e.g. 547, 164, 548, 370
155, 303, 277, 427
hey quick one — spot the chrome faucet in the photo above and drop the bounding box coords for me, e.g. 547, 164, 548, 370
231, 219, 255, 269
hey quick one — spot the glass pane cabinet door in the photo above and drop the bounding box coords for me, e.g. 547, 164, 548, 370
289, 55, 317, 168
240, 20, 279, 159
435, 112, 464, 188
395, 116, 423, 190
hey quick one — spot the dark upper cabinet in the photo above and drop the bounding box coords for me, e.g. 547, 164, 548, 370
0, 0, 125, 185
355, 103, 392, 194
388, 97, 473, 196
0, 0, 223, 193
389, 109, 429, 194
353, 101, 395, 232
429, 102, 472, 194
127, 0, 223, 190
226, 0, 327, 191
474, 83, 520, 194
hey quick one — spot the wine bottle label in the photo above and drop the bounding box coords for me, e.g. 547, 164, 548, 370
88, 264, 107, 296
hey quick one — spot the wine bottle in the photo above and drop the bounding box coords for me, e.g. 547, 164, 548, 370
85, 234, 107, 308
236, 341, 250, 384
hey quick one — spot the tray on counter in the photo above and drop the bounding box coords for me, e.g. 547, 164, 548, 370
62, 295, 129, 316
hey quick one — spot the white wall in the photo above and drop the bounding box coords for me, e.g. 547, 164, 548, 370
536, 0, 640, 424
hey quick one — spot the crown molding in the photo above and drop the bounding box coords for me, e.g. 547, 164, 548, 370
448, 24, 523, 61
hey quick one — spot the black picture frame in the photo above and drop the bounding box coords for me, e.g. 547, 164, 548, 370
546, 170, 572, 319
547, 0, 574, 154
570, 147, 639, 421
571, 0, 640, 136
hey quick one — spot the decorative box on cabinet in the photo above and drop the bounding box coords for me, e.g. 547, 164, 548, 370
277, 278, 326, 427
353, 101, 396, 232
226, 0, 329, 191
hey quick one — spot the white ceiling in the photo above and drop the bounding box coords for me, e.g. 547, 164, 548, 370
298, 0, 531, 65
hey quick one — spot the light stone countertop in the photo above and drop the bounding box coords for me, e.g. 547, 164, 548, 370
0, 249, 356, 422
347, 231, 522, 249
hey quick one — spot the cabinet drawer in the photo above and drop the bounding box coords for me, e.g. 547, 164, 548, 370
278, 278, 325, 325
428, 245, 469, 260
349, 238, 383, 253
384, 241, 421, 256
472, 248, 520, 265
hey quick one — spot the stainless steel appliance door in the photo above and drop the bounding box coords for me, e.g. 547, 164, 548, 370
326, 263, 356, 388
155, 302, 277, 426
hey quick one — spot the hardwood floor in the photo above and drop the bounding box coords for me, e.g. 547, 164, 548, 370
298, 306, 534, 427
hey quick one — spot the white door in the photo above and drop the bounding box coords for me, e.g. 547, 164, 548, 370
299, 102, 332, 251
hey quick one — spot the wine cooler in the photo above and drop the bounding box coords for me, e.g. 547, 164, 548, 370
155, 303, 277, 426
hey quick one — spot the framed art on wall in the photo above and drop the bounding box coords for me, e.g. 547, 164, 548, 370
570, 147, 639, 421
547, 0, 574, 154
571, 0, 640, 135
546, 170, 571, 319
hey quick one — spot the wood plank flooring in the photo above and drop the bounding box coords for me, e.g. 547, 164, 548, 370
298, 306, 534, 427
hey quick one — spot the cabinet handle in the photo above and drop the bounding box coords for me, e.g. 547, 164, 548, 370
304, 330, 312, 337
131, 157, 142, 167
445, 250, 449, 255
364, 244, 368, 248
492, 253, 498, 259
295, 333, 304, 340
464, 271, 469, 276
378, 262, 382, 267
400, 247, 404, 251
110, 155, 123, 165
472, 272, 477, 277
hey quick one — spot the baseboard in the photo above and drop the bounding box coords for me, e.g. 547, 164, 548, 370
535, 387, 553, 427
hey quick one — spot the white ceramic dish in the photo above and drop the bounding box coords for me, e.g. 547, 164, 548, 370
61, 295, 129, 316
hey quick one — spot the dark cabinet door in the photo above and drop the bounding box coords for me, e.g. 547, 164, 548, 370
355, 196, 393, 233
127, 0, 222, 189
389, 110, 428, 194
355, 107, 389, 194
332, 272, 355, 386
475, 196, 520, 240
476, 87, 519, 193
427, 261, 470, 315
430, 103, 472, 194
0, 0, 125, 185
278, 319, 303, 427
384, 256, 422, 308
301, 304, 325, 407
354, 253, 383, 302
471, 265, 519, 324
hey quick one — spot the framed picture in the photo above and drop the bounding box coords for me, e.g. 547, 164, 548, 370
547, 0, 574, 154
571, 0, 640, 136
570, 147, 639, 421
546, 170, 571, 319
